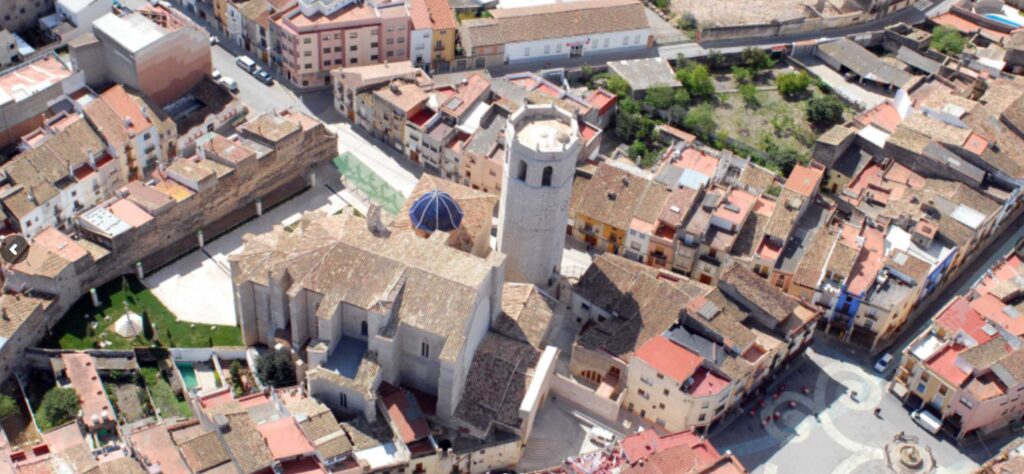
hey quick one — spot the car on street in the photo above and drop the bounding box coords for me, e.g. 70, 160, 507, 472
211, 69, 221, 80
874, 353, 894, 373
589, 426, 614, 446
254, 69, 274, 85
911, 409, 943, 435
236, 55, 258, 73
219, 76, 238, 93
209, 35, 219, 45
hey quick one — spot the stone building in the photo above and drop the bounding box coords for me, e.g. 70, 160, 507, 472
497, 104, 580, 287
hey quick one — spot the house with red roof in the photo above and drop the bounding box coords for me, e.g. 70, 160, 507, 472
893, 243, 1024, 441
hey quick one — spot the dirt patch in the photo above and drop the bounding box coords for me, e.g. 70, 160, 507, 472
110, 382, 152, 423
1, 379, 41, 450
670, 0, 809, 27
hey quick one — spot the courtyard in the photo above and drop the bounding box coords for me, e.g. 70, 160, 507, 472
145, 160, 349, 327
708, 339, 1003, 474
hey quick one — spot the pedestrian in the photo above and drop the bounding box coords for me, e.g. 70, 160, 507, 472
851, 390, 858, 401
873, 407, 881, 418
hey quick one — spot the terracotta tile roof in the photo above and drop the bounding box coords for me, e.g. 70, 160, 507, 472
408, 0, 431, 30
460, 0, 648, 49
575, 163, 668, 230
825, 241, 859, 278
575, 254, 710, 358
453, 332, 540, 434
339, 418, 392, 451
220, 413, 272, 473
993, 348, 1024, 386
720, 264, 800, 324
381, 386, 431, 443
568, 173, 592, 220
12, 244, 73, 279
239, 113, 302, 144
792, 226, 838, 288
98, 457, 146, 474
763, 188, 803, 240
178, 431, 231, 472
423, 0, 457, 30
62, 353, 113, 430
495, 283, 556, 349
737, 163, 778, 193
961, 337, 1011, 370
83, 96, 129, 151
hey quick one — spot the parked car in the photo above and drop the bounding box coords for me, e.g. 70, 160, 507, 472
254, 69, 273, 85
211, 69, 221, 80
911, 409, 942, 435
589, 426, 614, 446
236, 55, 257, 73
209, 35, 219, 45
219, 76, 238, 92
874, 353, 894, 373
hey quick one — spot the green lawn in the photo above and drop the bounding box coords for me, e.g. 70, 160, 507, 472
40, 275, 241, 350
140, 365, 192, 419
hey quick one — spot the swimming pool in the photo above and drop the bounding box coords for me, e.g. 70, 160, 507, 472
983, 13, 1024, 28
176, 362, 199, 391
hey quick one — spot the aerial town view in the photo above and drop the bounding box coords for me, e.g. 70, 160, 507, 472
1, 0, 1024, 472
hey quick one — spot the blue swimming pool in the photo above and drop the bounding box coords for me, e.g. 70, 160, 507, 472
176, 362, 199, 391
984, 13, 1024, 28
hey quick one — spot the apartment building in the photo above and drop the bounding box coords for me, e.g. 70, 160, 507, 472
83, 84, 177, 181
893, 244, 1024, 440
81, 4, 212, 107
270, 0, 413, 89
0, 52, 82, 148
0, 113, 123, 238
568, 255, 818, 432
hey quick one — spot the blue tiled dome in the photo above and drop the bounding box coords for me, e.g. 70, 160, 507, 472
409, 190, 463, 233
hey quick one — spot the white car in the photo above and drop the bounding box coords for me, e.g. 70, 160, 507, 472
219, 76, 238, 92
874, 353, 894, 373
211, 69, 221, 80
911, 409, 942, 435
209, 35, 219, 45
589, 426, 614, 446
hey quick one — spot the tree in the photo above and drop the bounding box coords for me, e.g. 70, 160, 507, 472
931, 26, 965, 56
628, 141, 649, 160
683, 104, 717, 141
580, 65, 595, 85
643, 86, 676, 111
676, 63, 715, 100
37, 387, 80, 430
603, 74, 631, 98
806, 96, 845, 127
760, 136, 804, 175
732, 66, 754, 84
676, 12, 698, 30
739, 83, 759, 108
653, 0, 669, 13
741, 47, 775, 72
776, 72, 811, 98
255, 349, 296, 388
673, 88, 691, 107
230, 360, 244, 395
0, 394, 18, 421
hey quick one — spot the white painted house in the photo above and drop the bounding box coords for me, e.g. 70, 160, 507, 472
459, 0, 651, 67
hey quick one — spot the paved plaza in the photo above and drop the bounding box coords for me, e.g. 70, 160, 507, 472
709, 339, 998, 474
145, 162, 349, 326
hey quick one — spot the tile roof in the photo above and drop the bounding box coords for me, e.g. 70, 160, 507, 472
423, 0, 457, 30
381, 385, 430, 444
784, 164, 823, 197
460, 0, 648, 49
453, 332, 540, 434
575, 254, 709, 358
575, 163, 669, 230
231, 210, 501, 362
61, 353, 113, 430
220, 413, 273, 473
239, 113, 302, 144
392, 174, 497, 253
719, 264, 800, 324
961, 337, 1011, 370
763, 188, 803, 240
792, 226, 838, 288
825, 241, 860, 278
339, 418, 392, 452
177, 431, 231, 472
737, 163, 779, 194
495, 283, 556, 349
255, 417, 314, 460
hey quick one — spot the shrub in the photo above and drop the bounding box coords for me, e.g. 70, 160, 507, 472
683, 104, 717, 141
931, 26, 965, 56
628, 141, 649, 160
37, 387, 80, 430
653, 0, 670, 13
732, 66, 754, 84
676, 63, 715, 100
776, 71, 811, 98
741, 47, 775, 72
806, 96, 845, 127
739, 83, 759, 108
643, 86, 676, 111
0, 394, 18, 420
603, 74, 631, 98
255, 349, 296, 388
677, 12, 698, 30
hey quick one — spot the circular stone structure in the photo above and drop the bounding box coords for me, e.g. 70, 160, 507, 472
114, 311, 144, 338
884, 434, 936, 473
409, 190, 463, 233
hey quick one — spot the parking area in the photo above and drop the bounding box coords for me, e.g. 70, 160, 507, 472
708, 339, 991, 474
145, 161, 348, 326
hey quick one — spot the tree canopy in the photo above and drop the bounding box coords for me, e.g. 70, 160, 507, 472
0, 394, 18, 420
38, 387, 80, 430
806, 96, 845, 127
776, 71, 811, 98
931, 26, 966, 56
256, 349, 297, 388
683, 104, 718, 141
676, 63, 715, 100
